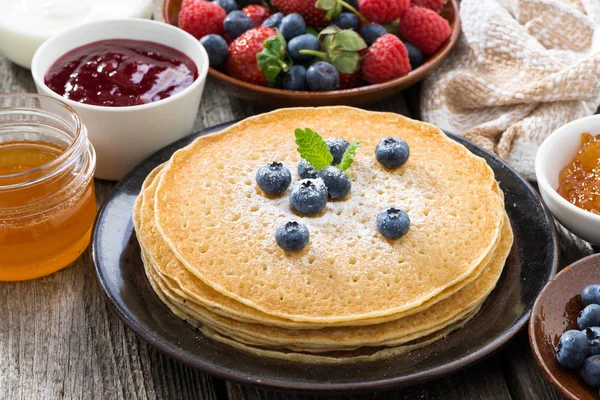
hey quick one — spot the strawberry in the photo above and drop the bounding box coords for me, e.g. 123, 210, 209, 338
339, 71, 362, 89
361, 34, 411, 84
178, 0, 226, 39
242, 5, 273, 27
411, 0, 445, 13
358, 0, 409, 24
271, 0, 329, 26
226, 27, 277, 86
399, 6, 451, 55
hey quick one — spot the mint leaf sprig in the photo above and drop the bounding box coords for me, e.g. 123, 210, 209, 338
294, 128, 361, 174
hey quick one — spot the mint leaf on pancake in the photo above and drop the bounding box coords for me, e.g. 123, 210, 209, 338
337, 141, 362, 172
295, 128, 333, 171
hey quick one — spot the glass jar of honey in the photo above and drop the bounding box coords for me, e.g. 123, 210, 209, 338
0, 94, 96, 280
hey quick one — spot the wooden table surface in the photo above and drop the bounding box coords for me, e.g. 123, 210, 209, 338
0, 13, 598, 399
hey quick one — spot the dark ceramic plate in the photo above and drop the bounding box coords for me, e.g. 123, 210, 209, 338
530, 254, 600, 400
93, 121, 558, 394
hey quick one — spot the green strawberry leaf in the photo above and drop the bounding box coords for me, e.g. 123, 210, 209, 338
337, 141, 362, 172
295, 128, 333, 171
318, 25, 341, 40
315, 0, 343, 21
331, 30, 367, 51
330, 51, 361, 73
305, 27, 319, 37
257, 32, 290, 87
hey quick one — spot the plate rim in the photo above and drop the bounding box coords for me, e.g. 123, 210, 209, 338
92, 122, 559, 393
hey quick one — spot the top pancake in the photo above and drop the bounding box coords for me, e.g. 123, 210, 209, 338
154, 107, 504, 323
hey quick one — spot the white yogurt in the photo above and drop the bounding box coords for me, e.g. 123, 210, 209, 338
0, 0, 154, 69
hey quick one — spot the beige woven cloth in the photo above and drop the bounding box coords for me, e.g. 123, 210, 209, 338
420, 0, 600, 180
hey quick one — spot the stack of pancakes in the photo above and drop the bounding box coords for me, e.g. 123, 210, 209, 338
132, 107, 513, 363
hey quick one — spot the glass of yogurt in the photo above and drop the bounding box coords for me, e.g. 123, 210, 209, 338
0, 0, 153, 69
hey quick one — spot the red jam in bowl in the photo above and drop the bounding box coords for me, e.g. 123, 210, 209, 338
44, 39, 198, 107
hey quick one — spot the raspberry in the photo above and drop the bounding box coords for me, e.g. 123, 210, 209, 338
361, 34, 411, 84
179, 0, 226, 39
399, 6, 451, 55
411, 0, 445, 13
358, 0, 410, 24
242, 5, 273, 27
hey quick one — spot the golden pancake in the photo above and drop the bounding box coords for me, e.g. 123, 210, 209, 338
154, 107, 504, 322
136, 166, 503, 329
135, 160, 512, 350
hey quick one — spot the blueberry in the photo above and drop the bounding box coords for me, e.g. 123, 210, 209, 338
375, 137, 410, 169
556, 330, 590, 369
280, 13, 306, 41
283, 65, 307, 91
288, 34, 320, 63
579, 304, 600, 330
298, 159, 318, 179
334, 12, 360, 31
583, 285, 600, 307
586, 327, 600, 356
345, 0, 359, 9
256, 162, 292, 195
581, 355, 600, 388
275, 221, 310, 252
262, 12, 284, 29
404, 41, 424, 69
214, 0, 238, 14
360, 23, 387, 46
199, 34, 229, 67
306, 62, 339, 91
289, 178, 328, 215
326, 137, 350, 165
376, 206, 410, 240
318, 166, 351, 199
224, 10, 254, 39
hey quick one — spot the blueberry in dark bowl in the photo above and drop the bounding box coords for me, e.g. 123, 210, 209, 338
256, 162, 292, 195
262, 12, 284, 29
578, 304, 600, 330
376, 206, 410, 240
214, 0, 238, 14
404, 41, 424, 69
289, 178, 328, 215
556, 330, 589, 370
306, 62, 339, 91
275, 221, 310, 252
298, 159, 318, 179
288, 34, 320, 63
582, 284, 600, 307
376, 137, 410, 169
280, 13, 306, 41
326, 138, 350, 165
199, 34, 229, 67
360, 23, 387, 46
224, 11, 254, 40
334, 12, 360, 31
581, 355, 600, 388
283, 65, 307, 91
318, 166, 351, 199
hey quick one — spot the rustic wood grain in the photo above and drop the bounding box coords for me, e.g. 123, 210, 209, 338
0, 5, 588, 397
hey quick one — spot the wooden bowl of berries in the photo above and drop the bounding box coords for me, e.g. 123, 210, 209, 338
529, 254, 600, 400
163, 0, 460, 107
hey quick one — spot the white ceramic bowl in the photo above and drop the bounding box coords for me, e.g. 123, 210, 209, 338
535, 115, 600, 245
31, 19, 209, 180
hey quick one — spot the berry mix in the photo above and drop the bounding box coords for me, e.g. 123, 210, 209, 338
556, 284, 600, 390
255, 128, 411, 251
178, 0, 451, 91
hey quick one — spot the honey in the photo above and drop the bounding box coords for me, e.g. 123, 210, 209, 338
0, 94, 96, 281
557, 133, 600, 215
